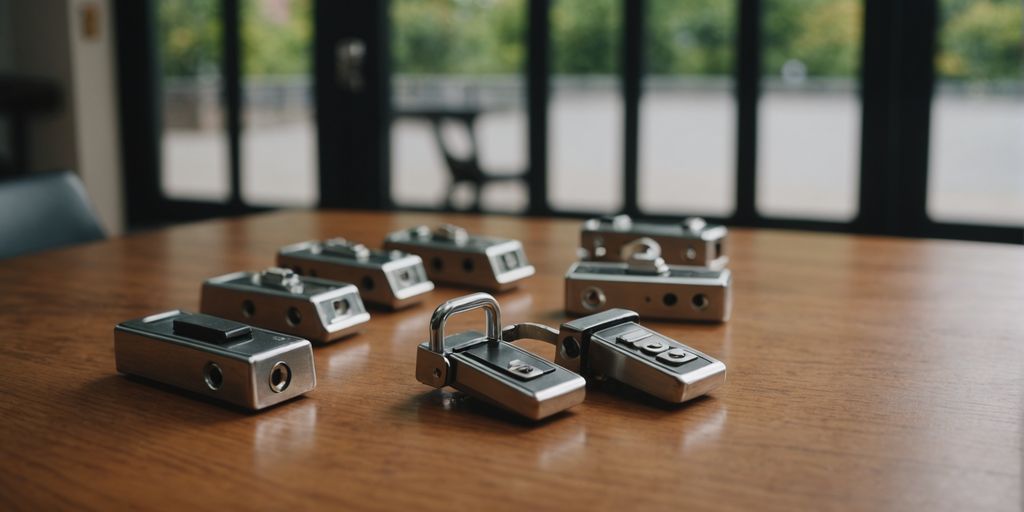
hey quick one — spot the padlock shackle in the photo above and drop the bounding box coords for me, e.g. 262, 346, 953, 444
429, 293, 502, 354
501, 322, 559, 346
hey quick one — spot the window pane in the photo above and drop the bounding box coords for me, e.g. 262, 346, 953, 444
928, 0, 1024, 226
240, 0, 317, 206
548, 0, 622, 213
757, 0, 862, 220
639, 0, 736, 216
390, 0, 528, 213
158, 0, 230, 201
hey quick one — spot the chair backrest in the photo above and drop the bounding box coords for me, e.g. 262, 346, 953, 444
0, 170, 106, 259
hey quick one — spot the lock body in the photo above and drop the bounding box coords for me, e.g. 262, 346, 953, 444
580, 215, 728, 269
565, 261, 731, 322
201, 268, 370, 344
555, 309, 726, 403
416, 293, 584, 420
114, 310, 316, 410
383, 225, 534, 291
277, 239, 434, 309
416, 332, 585, 420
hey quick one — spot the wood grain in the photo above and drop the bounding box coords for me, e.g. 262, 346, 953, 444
0, 210, 1021, 511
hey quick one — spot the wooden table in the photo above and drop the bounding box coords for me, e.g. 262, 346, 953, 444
1, 210, 1021, 511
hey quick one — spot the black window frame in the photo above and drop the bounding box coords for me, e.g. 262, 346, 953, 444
116, 0, 1023, 243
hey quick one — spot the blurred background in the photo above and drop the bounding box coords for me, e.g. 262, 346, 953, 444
0, 0, 1021, 243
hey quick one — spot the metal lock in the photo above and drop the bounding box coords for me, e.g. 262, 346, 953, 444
114, 310, 316, 410
503, 309, 726, 403
580, 214, 729, 269
566, 238, 731, 322
415, 293, 585, 420
277, 238, 434, 309
383, 224, 535, 292
201, 267, 371, 344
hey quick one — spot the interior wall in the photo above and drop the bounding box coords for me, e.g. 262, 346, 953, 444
67, 0, 123, 234
2, 0, 124, 234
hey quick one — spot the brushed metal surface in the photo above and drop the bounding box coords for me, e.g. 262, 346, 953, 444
565, 262, 732, 322
580, 215, 729, 269
200, 270, 370, 344
383, 225, 535, 291
114, 310, 316, 410
277, 239, 434, 309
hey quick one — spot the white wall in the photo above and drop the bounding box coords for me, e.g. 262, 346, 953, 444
67, 0, 123, 234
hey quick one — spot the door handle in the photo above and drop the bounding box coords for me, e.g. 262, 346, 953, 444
335, 38, 366, 92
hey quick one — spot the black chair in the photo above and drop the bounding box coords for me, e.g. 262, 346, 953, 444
0, 170, 105, 259
396, 107, 528, 212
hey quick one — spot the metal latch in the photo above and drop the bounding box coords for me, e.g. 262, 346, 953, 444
114, 310, 316, 410
201, 267, 370, 344
384, 224, 535, 292
415, 293, 585, 420
503, 308, 726, 403
278, 239, 435, 309
566, 238, 732, 322
580, 215, 729, 269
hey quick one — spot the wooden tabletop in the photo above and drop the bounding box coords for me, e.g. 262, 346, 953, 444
1, 210, 1021, 511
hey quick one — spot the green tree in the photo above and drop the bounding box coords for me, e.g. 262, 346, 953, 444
762, 0, 862, 78
646, 0, 735, 75
242, 0, 312, 76
937, 0, 1023, 80
159, 0, 222, 77
391, 0, 524, 74
551, 0, 619, 74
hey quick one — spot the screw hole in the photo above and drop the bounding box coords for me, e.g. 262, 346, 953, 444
333, 299, 349, 316
663, 293, 678, 306
462, 258, 474, 272
269, 362, 291, 393
691, 293, 710, 311
241, 299, 255, 318
502, 252, 519, 269
286, 307, 302, 326
397, 269, 414, 286
432, 368, 441, 379
431, 257, 443, 271
684, 247, 697, 261
361, 275, 375, 291
561, 337, 581, 359
204, 362, 223, 391
581, 287, 605, 310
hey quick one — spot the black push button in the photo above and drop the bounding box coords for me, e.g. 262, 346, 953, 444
616, 328, 651, 346
173, 314, 252, 344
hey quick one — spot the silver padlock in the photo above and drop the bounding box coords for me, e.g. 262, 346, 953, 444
384, 224, 535, 292
415, 293, 585, 420
503, 308, 726, 403
580, 214, 728, 269
277, 238, 434, 309
114, 310, 316, 410
201, 267, 370, 344
566, 238, 731, 322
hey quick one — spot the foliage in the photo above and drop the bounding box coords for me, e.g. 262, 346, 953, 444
762, 0, 863, 77
391, 0, 524, 74
937, 0, 1023, 79
157, 0, 1022, 82
158, 0, 222, 77
242, 0, 312, 75
550, 0, 619, 73
646, 0, 734, 75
